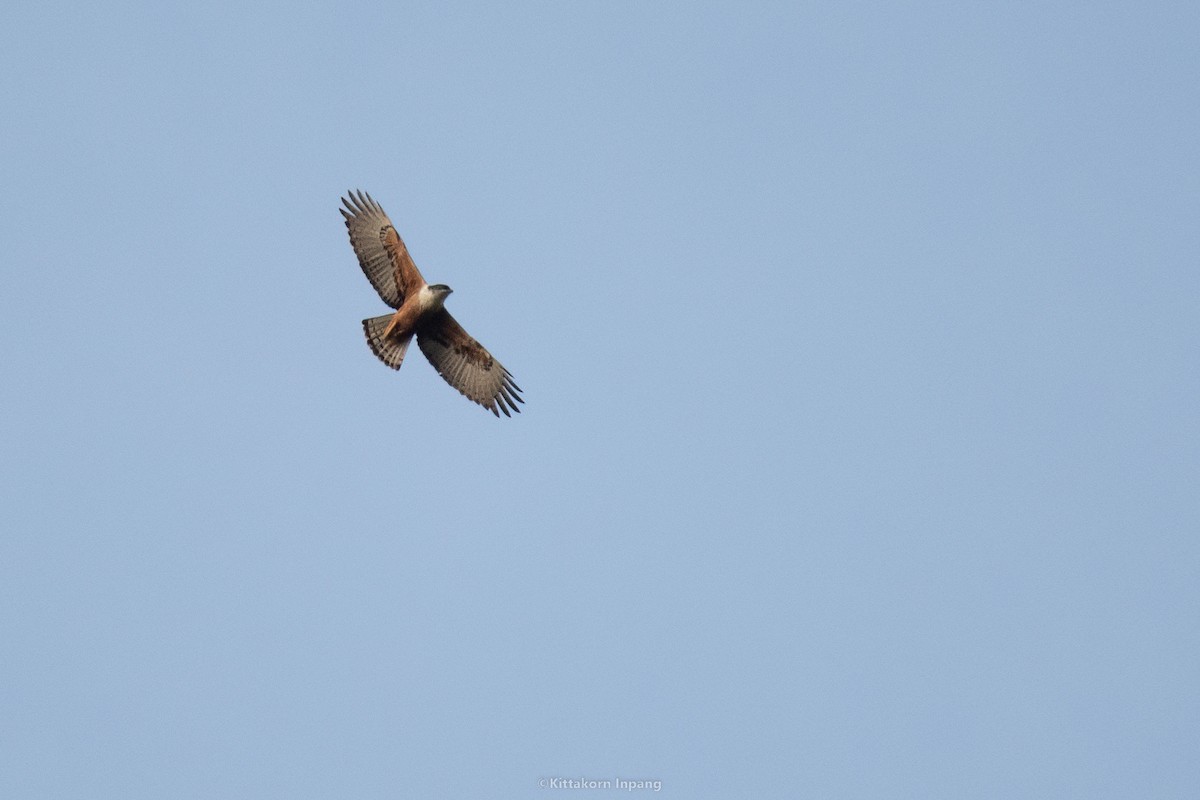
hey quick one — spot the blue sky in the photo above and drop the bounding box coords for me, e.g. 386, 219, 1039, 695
2, 2, 1197, 798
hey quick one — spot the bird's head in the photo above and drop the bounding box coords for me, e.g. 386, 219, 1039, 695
421, 283, 454, 312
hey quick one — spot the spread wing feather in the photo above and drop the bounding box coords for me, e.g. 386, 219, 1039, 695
417, 310, 524, 417
340, 190, 426, 308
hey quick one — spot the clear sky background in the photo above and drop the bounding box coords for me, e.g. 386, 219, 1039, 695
2, 2, 1197, 798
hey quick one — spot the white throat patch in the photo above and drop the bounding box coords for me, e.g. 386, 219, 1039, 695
418, 285, 447, 312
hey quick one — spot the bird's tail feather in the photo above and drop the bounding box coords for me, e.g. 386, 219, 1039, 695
363, 315, 412, 370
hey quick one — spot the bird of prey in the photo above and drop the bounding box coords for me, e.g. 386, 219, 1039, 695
340, 190, 524, 417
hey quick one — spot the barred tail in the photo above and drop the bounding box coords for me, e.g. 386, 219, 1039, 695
363, 314, 413, 370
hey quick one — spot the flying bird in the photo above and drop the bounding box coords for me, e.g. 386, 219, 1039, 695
341, 190, 524, 416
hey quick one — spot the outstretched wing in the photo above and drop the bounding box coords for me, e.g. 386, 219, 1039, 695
416, 309, 524, 417
340, 190, 426, 308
